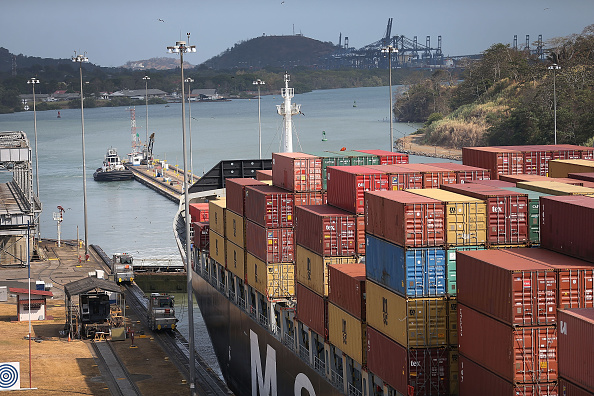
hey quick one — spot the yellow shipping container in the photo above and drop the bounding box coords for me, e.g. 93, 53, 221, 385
548, 159, 594, 178
366, 279, 448, 348
209, 230, 226, 267
447, 297, 458, 347
225, 210, 245, 248
209, 198, 227, 236
407, 189, 487, 246
226, 240, 246, 280
327, 302, 366, 366
295, 245, 357, 296
516, 180, 594, 196
246, 253, 295, 299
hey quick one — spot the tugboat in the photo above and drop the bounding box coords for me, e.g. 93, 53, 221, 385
93, 148, 134, 181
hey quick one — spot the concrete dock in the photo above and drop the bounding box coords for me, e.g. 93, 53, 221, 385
126, 163, 199, 204
0, 240, 230, 395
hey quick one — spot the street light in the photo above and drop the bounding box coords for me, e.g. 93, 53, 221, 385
27, 77, 40, 241
72, 52, 89, 260
167, 35, 197, 396
143, 75, 150, 164
548, 64, 561, 145
185, 77, 194, 184
253, 79, 265, 159
381, 45, 398, 152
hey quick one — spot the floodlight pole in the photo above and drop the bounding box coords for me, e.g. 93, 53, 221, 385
381, 45, 398, 152
167, 36, 197, 396
27, 78, 41, 240
253, 79, 265, 159
548, 64, 561, 145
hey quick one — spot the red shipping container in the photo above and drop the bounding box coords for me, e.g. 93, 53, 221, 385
327, 263, 366, 320
425, 162, 491, 183
396, 163, 457, 187
272, 152, 322, 192
558, 308, 594, 393
503, 248, 594, 309
462, 146, 523, 180
245, 220, 294, 263
326, 165, 389, 214
459, 355, 559, 396
468, 179, 515, 188
498, 145, 556, 176
191, 221, 209, 251
559, 378, 594, 396
441, 183, 529, 245
459, 303, 558, 384
255, 169, 273, 181
244, 185, 295, 228
367, 326, 449, 396
457, 249, 557, 326
568, 172, 594, 183
294, 191, 325, 206
554, 144, 590, 160
295, 205, 359, 257
365, 164, 423, 190
225, 178, 264, 216
189, 202, 209, 223
355, 149, 409, 165
541, 196, 594, 264
365, 190, 445, 247
354, 214, 366, 255
296, 282, 327, 337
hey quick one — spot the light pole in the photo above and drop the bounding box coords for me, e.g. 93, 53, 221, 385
143, 75, 150, 163
548, 64, 561, 145
167, 36, 196, 396
185, 77, 194, 184
27, 77, 40, 241
72, 52, 89, 260
253, 79, 265, 159
381, 45, 398, 152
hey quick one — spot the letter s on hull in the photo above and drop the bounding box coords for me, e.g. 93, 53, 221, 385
294, 373, 316, 395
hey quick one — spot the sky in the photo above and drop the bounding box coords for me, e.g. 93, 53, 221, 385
2, 0, 593, 68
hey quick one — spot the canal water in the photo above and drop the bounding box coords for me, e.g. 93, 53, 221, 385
0, 84, 456, 380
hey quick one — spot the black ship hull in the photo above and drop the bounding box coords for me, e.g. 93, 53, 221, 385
191, 269, 344, 396
93, 169, 134, 181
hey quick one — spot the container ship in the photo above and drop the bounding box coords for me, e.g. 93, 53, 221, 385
174, 75, 594, 396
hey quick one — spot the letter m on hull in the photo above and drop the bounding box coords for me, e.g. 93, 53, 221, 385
251, 330, 278, 395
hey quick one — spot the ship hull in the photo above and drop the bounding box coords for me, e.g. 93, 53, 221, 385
191, 269, 344, 396
93, 169, 134, 181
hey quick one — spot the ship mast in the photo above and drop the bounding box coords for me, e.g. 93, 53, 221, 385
276, 72, 301, 153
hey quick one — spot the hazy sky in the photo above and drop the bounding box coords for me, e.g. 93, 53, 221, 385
3, 0, 592, 68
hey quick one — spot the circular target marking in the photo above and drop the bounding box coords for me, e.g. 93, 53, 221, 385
0, 364, 19, 388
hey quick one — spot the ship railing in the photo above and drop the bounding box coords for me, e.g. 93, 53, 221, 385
313, 355, 326, 374
330, 369, 343, 390
237, 296, 246, 311
249, 305, 257, 319
218, 280, 225, 293
228, 289, 236, 302
348, 383, 362, 396
270, 322, 281, 338
298, 344, 310, 365
258, 313, 268, 328
282, 332, 295, 352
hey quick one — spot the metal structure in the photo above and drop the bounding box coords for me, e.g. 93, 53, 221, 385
166, 34, 197, 396
548, 63, 561, 145
381, 45, 398, 152
327, 18, 444, 69
0, 131, 40, 266
185, 76, 195, 184
142, 75, 150, 152
253, 78, 265, 159
276, 72, 301, 153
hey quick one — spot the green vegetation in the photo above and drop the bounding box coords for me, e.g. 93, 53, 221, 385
395, 25, 594, 147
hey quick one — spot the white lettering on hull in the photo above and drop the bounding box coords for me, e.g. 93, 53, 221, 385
250, 330, 317, 396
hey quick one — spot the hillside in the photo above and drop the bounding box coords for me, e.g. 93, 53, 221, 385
203, 35, 338, 70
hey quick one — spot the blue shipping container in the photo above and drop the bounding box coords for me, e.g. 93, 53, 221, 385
365, 234, 446, 297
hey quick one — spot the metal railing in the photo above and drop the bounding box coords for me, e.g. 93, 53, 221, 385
259, 313, 268, 328
270, 322, 281, 337
313, 355, 326, 374
330, 369, 343, 390
348, 383, 362, 396
218, 281, 225, 293
249, 305, 257, 319
237, 296, 246, 311
283, 332, 295, 352
298, 344, 310, 364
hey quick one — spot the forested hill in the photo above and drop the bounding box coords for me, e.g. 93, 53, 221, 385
394, 24, 594, 148
203, 35, 338, 69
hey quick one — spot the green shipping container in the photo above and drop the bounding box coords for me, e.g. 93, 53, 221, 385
305, 151, 351, 190
329, 150, 380, 166
446, 246, 485, 295
501, 186, 550, 245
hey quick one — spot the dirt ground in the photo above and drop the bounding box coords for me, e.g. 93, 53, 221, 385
397, 133, 462, 161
